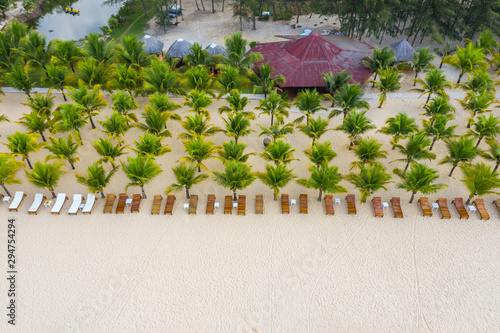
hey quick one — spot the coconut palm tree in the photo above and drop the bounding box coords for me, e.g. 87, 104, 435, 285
4, 60, 32, 97
393, 132, 436, 173
0, 153, 23, 197
76, 57, 110, 89
251, 62, 286, 98
45, 134, 80, 170
434, 41, 454, 68
322, 69, 352, 106
218, 89, 253, 118
297, 163, 347, 202
481, 138, 500, 171
166, 163, 209, 199
137, 108, 172, 137
217, 140, 255, 163
298, 116, 331, 145
294, 89, 326, 125
184, 90, 213, 119
143, 58, 182, 95
68, 85, 107, 129
304, 141, 337, 168
223, 112, 253, 143
75, 162, 118, 198
41, 62, 69, 100
468, 114, 500, 148
83, 32, 115, 64
184, 42, 211, 67
378, 112, 418, 149
422, 114, 457, 150
115, 34, 151, 70
22, 90, 55, 117
111, 90, 139, 124
179, 113, 221, 139
443, 43, 487, 83
394, 163, 447, 203
473, 30, 499, 55
180, 136, 218, 172
411, 68, 451, 104
461, 162, 500, 204
17, 111, 51, 142
107, 64, 140, 99
121, 154, 162, 199
256, 90, 290, 126
260, 140, 298, 165
215, 65, 250, 98
51, 104, 88, 145
412, 47, 435, 85
0, 114, 8, 123
148, 92, 181, 115
258, 122, 295, 142
256, 164, 296, 200
183, 66, 214, 95
330, 83, 369, 118
336, 110, 376, 147
459, 70, 496, 95
345, 162, 392, 203
212, 160, 256, 201
134, 133, 171, 157
25, 161, 66, 199
372, 67, 403, 108
18, 30, 54, 70
222, 31, 263, 75
99, 112, 131, 142
459, 91, 497, 128
439, 136, 480, 177
93, 137, 126, 168
362, 46, 396, 85
421, 96, 455, 124
5, 131, 44, 169
52, 40, 82, 72
351, 137, 388, 169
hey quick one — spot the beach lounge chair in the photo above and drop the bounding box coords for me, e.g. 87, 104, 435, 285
164, 195, 176, 215
324, 195, 334, 215
103, 194, 116, 214
206, 194, 215, 214
451, 198, 469, 219
68, 194, 83, 215
346, 194, 356, 215
255, 194, 264, 214
224, 196, 232, 214
372, 197, 383, 218
28, 193, 46, 215
188, 195, 198, 215
299, 194, 308, 214
151, 195, 162, 215
130, 194, 141, 213
436, 198, 451, 219
390, 197, 403, 218
51, 193, 68, 215
82, 194, 97, 214
8, 191, 26, 212
473, 198, 490, 220
281, 194, 290, 214
115, 193, 128, 214
238, 195, 246, 215
418, 197, 432, 217
493, 199, 500, 216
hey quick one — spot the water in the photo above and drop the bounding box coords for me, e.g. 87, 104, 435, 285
27, 0, 123, 41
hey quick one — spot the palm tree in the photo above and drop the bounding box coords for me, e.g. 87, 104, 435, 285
459, 91, 497, 128
215, 65, 250, 98
99, 112, 131, 142
93, 137, 126, 168
443, 43, 487, 83
76, 57, 110, 89
68, 85, 108, 129
4, 60, 32, 97
222, 32, 263, 75
75, 162, 118, 198
137, 108, 172, 137
256, 164, 296, 200
411, 68, 451, 104
439, 136, 480, 177
394, 163, 447, 203
17, 111, 51, 142
218, 89, 252, 118
294, 89, 325, 125
184, 42, 211, 66
468, 114, 500, 148
330, 83, 369, 118
258, 122, 294, 142
434, 41, 454, 68
474, 30, 499, 55
372, 67, 402, 108
22, 91, 55, 117
394, 132, 436, 173
362, 46, 396, 84
217, 140, 255, 163
148, 92, 181, 115
0, 153, 23, 197
184, 90, 213, 119
18, 30, 54, 70
322, 69, 352, 106
45, 134, 80, 170
336, 110, 376, 147
115, 34, 151, 69
166, 163, 208, 199
180, 136, 218, 172
223, 112, 253, 143
143, 58, 182, 95
481, 138, 500, 171
251, 62, 286, 98
107, 64, 140, 99
421, 96, 455, 123
298, 116, 330, 145
212, 160, 256, 201
134, 133, 171, 157
351, 137, 388, 169
183, 66, 214, 95
179, 113, 221, 139
83, 32, 115, 63
121, 154, 162, 199
422, 114, 456, 150
5, 131, 44, 169
297, 163, 347, 202
52, 40, 82, 72
378, 112, 418, 149
256, 90, 290, 126
412, 47, 435, 85
25, 161, 66, 199
459, 70, 495, 95
41, 62, 69, 101
111, 90, 139, 124
461, 162, 500, 204
304, 141, 337, 168
260, 140, 298, 165
345, 162, 392, 203
51, 104, 88, 145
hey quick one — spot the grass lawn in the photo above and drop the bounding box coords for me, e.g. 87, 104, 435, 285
109, 0, 155, 41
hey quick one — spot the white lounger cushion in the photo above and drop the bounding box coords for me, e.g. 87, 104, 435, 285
9, 191, 24, 210
28, 193, 44, 213
82, 194, 96, 213
68, 194, 83, 214
51, 193, 67, 213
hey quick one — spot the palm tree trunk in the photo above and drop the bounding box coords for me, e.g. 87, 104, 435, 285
465, 194, 474, 205
39, 130, 46, 142
69, 161, 75, 170
270, 114, 274, 126
141, 185, 147, 199
200, 0, 206, 11
212, 0, 215, 13
475, 136, 483, 148
139, 0, 147, 17
494, 163, 499, 172
409, 191, 416, 204
100, 191, 105, 199
456, 72, 464, 84
425, 94, 431, 105
404, 161, 410, 173
194, 0, 200, 10
89, 116, 96, 129
61, 89, 67, 101
50, 188, 56, 199
448, 164, 457, 177
26, 157, 33, 169
413, 71, 418, 86
185, 186, 190, 199
429, 137, 437, 150
1, 183, 11, 197
110, 161, 116, 169
233, 189, 237, 201
317, 189, 322, 202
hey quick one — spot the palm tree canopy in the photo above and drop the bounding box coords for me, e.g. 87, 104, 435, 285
25, 161, 66, 191
297, 163, 347, 199
439, 136, 480, 167
460, 162, 500, 198
180, 136, 218, 170
330, 83, 369, 118
218, 140, 254, 163
212, 160, 256, 191
0, 153, 23, 187
44, 134, 80, 168
336, 110, 376, 145
134, 133, 171, 157
142, 58, 182, 95
75, 162, 117, 194
394, 163, 447, 198
260, 139, 298, 165
351, 137, 388, 167
93, 137, 126, 166
298, 116, 330, 143
258, 122, 294, 141
345, 162, 392, 202
179, 113, 221, 140
121, 154, 162, 188
304, 141, 337, 167
294, 88, 326, 123
166, 163, 208, 194
379, 112, 418, 140
256, 90, 290, 125
223, 112, 253, 141
256, 164, 296, 199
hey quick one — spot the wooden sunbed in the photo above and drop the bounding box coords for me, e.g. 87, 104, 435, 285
324, 195, 334, 215
436, 198, 451, 219
473, 198, 490, 220
451, 198, 469, 219
238, 195, 246, 215
51, 193, 68, 215
115, 193, 128, 214
390, 197, 403, 218
151, 195, 162, 215
372, 197, 383, 218
418, 197, 432, 217
8, 191, 26, 212
103, 194, 116, 214
188, 195, 198, 214
28, 193, 46, 215
281, 194, 290, 214
224, 196, 232, 214
82, 194, 97, 214
206, 194, 215, 214
299, 194, 308, 214
164, 195, 176, 215
255, 194, 263, 214
493, 199, 500, 215
346, 194, 356, 215
130, 194, 141, 213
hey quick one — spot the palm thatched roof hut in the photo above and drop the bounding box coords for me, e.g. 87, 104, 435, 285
390, 39, 415, 63
140, 35, 164, 54
166, 38, 193, 58
205, 43, 228, 57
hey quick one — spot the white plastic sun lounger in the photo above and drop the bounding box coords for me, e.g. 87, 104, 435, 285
28, 193, 46, 215
82, 194, 96, 214
8, 191, 26, 212
51, 193, 68, 215
68, 194, 83, 215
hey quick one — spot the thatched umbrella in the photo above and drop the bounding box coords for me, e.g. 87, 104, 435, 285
205, 43, 228, 57
390, 39, 415, 63
166, 38, 194, 58
140, 35, 164, 54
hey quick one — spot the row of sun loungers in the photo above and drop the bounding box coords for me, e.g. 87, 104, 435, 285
13, 191, 97, 215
